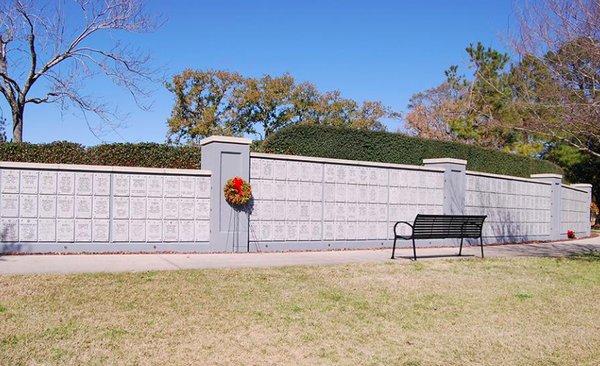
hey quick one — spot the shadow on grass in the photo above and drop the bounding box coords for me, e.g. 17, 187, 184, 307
567, 249, 600, 262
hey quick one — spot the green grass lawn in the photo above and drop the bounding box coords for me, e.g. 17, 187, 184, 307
1, 255, 599, 365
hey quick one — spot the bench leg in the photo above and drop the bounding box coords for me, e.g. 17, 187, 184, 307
480, 236, 484, 258
458, 237, 464, 256
391, 236, 397, 259
412, 238, 417, 261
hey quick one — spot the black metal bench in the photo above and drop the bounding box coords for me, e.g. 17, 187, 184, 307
391, 214, 487, 260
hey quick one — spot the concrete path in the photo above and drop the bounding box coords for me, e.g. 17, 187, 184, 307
1, 236, 599, 275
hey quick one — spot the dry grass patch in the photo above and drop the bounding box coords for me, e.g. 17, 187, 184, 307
1, 256, 599, 365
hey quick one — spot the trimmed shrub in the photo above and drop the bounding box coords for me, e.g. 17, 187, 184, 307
0, 141, 201, 169
261, 125, 563, 177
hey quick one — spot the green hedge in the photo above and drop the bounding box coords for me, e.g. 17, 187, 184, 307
261, 125, 563, 177
0, 141, 201, 169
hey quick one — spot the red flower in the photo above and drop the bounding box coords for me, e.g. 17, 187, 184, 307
567, 230, 575, 239
232, 176, 243, 194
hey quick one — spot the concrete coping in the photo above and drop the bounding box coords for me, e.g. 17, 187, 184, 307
422, 158, 468, 165
250, 152, 446, 172
466, 170, 552, 185
571, 183, 593, 188
199, 135, 252, 146
530, 173, 563, 180
563, 183, 591, 193
0, 161, 211, 176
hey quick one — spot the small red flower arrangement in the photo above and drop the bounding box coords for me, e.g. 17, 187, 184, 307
567, 229, 576, 239
223, 176, 252, 206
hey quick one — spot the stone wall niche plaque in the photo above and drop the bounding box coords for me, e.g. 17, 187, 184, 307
113, 197, 129, 219
19, 195, 38, 218
163, 220, 178, 241
0, 218, 18, 241
130, 197, 146, 219
74, 219, 92, 241
179, 220, 194, 242
112, 220, 129, 242
1, 170, 19, 193
130, 175, 147, 196
180, 177, 195, 197
19, 218, 37, 241
56, 219, 74, 242
147, 176, 163, 197
147, 220, 162, 242
1, 194, 19, 217
92, 196, 110, 218
113, 174, 130, 196
39, 195, 56, 218
57, 172, 75, 195
92, 220, 109, 242
163, 198, 178, 219
129, 220, 145, 242
20, 171, 39, 194
75, 196, 92, 218
57, 196, 74, 218
75, 173, 93, 195
163, 176, 180, 197
195, 220, 209, 242
38, 219, 56, 241
93, 173, 110, 195
147, 197, 162, 219
39, 171, 57, 194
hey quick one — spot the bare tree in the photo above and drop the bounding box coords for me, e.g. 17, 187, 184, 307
0, 0, 158, 142
512, 0, 600, 157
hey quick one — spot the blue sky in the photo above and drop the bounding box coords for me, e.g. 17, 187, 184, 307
2, 0, 515, 145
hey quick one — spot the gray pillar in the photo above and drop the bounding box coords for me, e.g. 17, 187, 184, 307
571, 183, 593, 238
200, 136, 252, 252
423, 158, 467, 215
531, 173, 563, 241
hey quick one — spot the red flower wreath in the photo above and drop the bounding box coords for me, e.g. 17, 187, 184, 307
224, 176, 252, 206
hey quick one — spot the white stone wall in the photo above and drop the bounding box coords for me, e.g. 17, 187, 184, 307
465, 172, 552, 240
249, 154, 444, 245
560, 185, 589, 235
0, 163, 211, 244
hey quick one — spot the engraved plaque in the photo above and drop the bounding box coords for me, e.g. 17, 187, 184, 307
75, 173, 93, 195
92, 220, 109, 242
0, 218, 18, 241
147, 197, 163, 219
194, 199, 210, 220
39, 196, 56, 218
113, 174, 130, 196
92, 196, 109, 218
195, 177, 210, 198
179, 220, 194, 242
112, 220, 129, 242
1, 194, 19, 217
261, 222, 273, 241
130, 175, 147, 196
286, 222, 298, 241
38, 219, 56, 241
273, 222, 285, 241
129, 220, 145, 242
19, 195, 37, 218
164, 198, 178, 219
113, 197, 129, 219
75, 196, 92, 218
19, 218, 37, 241
274, 161, 286, 180
298, 222, 310, 241
130, 197, 146, 219
57, 196, 74, 218
147, 176, 163, 197
163, 176, 180, 197
56, 219, 74, 242
39, 171, 57, 194
93, 173, 110, 195
262, 160, 273, 180
179, 198, 195, 218
163, 220, 178, 241
57, 172, 74, 195
180, 177, 195, 197
20, 171, 38, 194
195, 220, 209, 241
310, 222, 321, 241
74, 219, 92, 242
147, 220, 162, 242
1, 170, 19, 193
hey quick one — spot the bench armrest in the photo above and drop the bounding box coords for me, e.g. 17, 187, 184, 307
393, 221, 414, 237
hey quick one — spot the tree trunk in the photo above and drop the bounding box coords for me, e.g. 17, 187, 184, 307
12, 105, 24, 143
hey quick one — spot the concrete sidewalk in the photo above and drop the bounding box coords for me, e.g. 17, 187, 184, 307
1, 236, 599, 275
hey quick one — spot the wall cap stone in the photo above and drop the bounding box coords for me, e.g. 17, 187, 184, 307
200, 135, 252, 146
250, 152, 445, 172
422, 158, 468, 165
466, 170, 552, 185
0, 161, 211, 176
571, 183, 593, 188
530, 173, 563, 180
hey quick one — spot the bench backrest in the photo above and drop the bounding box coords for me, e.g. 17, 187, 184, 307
412, 214, 486, 239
